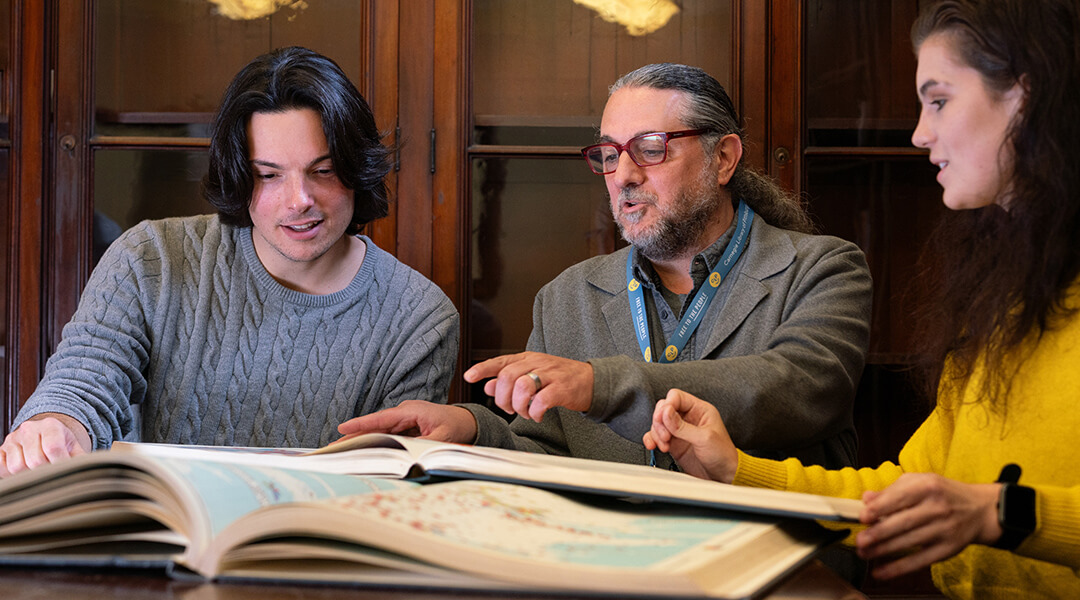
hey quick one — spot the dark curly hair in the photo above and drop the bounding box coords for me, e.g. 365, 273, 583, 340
911, 0, 1080, 411
202, 46, 392, 233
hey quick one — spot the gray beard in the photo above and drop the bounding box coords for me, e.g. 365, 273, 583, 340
615, 177, 722, 263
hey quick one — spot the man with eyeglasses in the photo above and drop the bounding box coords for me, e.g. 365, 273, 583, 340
341, 63, 871, 475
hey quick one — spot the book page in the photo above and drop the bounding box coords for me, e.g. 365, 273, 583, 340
430, 448, 864, 521
0, 449, 419, 576
112, 439, 419, 478
203, 479, 828, 598
346, 437, 865, 521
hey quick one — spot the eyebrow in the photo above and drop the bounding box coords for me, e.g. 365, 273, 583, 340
597, 131, 661, 144
250, 154, 333, 170
918, 79, 942, 98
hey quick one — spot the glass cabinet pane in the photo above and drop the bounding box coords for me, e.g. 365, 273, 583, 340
471, 0, 733, 147
93, 0, 364, 138
92, 149, 212, 265
806, 156, 945, 361
470, 157, 615, 358
468, 0, 736, 374
803, 0, 941, 361
805, 0, 924, 148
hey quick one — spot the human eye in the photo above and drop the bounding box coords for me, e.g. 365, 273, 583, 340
588, 145, 617, 165
632, 136, 667, 160
254, 171, 277, 181
919, 89, 947, 112
312, 162, 337, 177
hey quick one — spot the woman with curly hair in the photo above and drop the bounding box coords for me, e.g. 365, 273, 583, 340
643, 1, 1080, 597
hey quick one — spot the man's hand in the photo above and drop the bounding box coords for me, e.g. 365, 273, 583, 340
335, 401, 479, 444
856, 473, 1002, 580
0, 413, 91, 478
463, 351, 594, 421
643, 389, 739, 483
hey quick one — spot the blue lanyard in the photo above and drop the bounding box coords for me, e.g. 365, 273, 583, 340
626, 200, 754, 363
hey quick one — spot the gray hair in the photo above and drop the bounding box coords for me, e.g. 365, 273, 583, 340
610, 63, 815, 234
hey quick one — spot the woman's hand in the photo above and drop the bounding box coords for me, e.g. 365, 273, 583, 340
643, 389, 739, 483
857, 472, 1003, 579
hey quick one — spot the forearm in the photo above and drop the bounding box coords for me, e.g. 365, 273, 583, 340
462, 403, 567, 454
589, 350, 858, 452
17, 341, 145, 449
735, 450, 904, 499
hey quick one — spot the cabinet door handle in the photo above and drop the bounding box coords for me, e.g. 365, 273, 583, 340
394, 125, 400, 172
430, 128, 436, 174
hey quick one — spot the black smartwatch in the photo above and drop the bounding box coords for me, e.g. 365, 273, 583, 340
992, 463, 1036, 551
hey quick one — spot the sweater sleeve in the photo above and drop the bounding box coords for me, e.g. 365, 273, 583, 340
13, 224, 159, 448
733, 405, 953, 497
362, 264, 461, 411
1019, 484, 1080, 571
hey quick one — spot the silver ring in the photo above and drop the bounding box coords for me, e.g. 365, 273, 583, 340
525, 372, 543, 393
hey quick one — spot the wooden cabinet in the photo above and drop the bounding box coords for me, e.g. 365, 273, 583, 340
4, 1, 941, 439
801, 0, 944, 364
459, 0, 755, 402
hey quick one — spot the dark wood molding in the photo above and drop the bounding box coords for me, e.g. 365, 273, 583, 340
768, 0, 802, 194
365, 0, 399, 257
7, 0, 47, 426
432, 0, 466, 403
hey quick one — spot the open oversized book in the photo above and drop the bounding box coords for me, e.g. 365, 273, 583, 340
114, 433, 863, 522
0, 436, 859, 598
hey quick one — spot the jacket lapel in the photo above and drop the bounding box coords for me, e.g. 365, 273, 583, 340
588, 249, 651, 360
697, 220, 794, 356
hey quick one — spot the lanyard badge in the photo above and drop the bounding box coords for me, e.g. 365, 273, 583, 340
626, 200, 754, 363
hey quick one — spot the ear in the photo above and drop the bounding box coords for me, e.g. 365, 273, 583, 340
713, 133, 743, 186
1006, 74, 1029, 115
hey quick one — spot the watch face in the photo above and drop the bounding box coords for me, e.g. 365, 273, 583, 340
996, 483, 1037, 550
1003, 484, 1037, 531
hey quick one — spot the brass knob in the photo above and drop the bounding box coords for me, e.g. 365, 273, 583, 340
773, 146, 791, 165
60, 135, 77, 151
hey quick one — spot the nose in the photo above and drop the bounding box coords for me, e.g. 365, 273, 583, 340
285, 175, 315, 212
911, 111, 933, 149
609, 149, 645, 189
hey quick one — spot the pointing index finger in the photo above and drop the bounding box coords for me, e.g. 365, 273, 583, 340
463, 353, 522, 382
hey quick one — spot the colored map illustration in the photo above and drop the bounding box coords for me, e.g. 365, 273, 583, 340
324, 480, 746, 569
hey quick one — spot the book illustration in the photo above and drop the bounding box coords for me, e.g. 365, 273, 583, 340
201, 479, 823, 597
151, 458, 415, 538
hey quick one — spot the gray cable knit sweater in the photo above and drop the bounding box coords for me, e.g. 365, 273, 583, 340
14, 215, 460, 449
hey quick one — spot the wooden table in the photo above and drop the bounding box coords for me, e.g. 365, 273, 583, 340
0, 559, 866, 600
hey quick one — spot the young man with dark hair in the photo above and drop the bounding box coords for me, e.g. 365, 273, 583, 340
0, 47, 459, 476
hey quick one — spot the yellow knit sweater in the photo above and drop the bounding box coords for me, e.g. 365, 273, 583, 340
734, 291, 1080, 599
